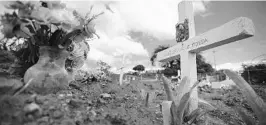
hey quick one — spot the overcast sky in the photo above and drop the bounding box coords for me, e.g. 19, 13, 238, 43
1, 1, 266, 73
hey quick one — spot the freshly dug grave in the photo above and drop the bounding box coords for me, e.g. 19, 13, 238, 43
1, 75, 266, 125
0, 80, 164, 125
199, 85, 266, 125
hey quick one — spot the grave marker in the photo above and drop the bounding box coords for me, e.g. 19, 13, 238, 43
119, 54, 126, 85
158, 0, 255, 114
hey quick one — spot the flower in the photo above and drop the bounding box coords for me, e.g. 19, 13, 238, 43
1, 1, 104, 68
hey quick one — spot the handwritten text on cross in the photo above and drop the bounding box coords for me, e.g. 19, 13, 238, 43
166, 38, 208, 57
157, 17, 255, 62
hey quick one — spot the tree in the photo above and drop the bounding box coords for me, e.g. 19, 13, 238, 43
150, 45, 170, 66
196, 54, 215, 74
97, 60, 111, 76
133, 64, 145, 80
133, 64, 145, 72
150, 45, 214, 77
241, 63, 266, 85
213, 69, 227, 81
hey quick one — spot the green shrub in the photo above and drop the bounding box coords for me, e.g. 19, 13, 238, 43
241, 64, 266, 85
224, 69, 266, 125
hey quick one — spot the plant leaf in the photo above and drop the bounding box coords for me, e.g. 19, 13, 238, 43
184, 108, 201, 123
25, 24, 35, 34
176, 92, 190, 125
40, 25, 49, 31
49, 29, 64, 46
162, 75, 174, 101
198, 98, 216, 110
224, 69, 266, 125
175, 76, 189, 103
20, 18, 30, 23
5, 1, 24, 10
235, 107, 256, 125
73, 10, 85, 27
187, 110, 210, 125
59, 29, 81, 48
30, 37, 36, 45
175, 80, 200, 125
170, 101, 179, 125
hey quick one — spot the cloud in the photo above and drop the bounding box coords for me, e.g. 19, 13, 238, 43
87, 47, 115, 64
216, 62, 244, 71
0, 0, 211, 73
64, 0, 210, 40
66, 0, 210, 72
87, 30, 149, 57
111, 0, 210, 40
81, 30, 149, 72
216, 59, 265, 71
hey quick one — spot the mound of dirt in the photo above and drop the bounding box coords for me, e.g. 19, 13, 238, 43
0, 80, 163, 125
198, 84, 266, 125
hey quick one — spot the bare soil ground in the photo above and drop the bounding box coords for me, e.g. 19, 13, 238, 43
0, 79, 164, 125
1, 77, 266, 125
198, 85, 266, 125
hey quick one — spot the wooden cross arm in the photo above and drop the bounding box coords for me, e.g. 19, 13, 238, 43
157, 17, 255, 62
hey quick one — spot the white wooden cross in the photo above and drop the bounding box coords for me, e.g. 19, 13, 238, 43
157, 0, 255, 115
119, 54, 126, 85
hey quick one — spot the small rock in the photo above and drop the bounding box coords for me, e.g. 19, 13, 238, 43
88, 110, 97, 121
66, 99, 70, 103
0, 77, 23, 94
38, 122, 49, 125
37, 116, 49, 125
68, 99, 83, 108
25, 94, 37, 104
27, 114, 34, 121
66, 93, 72, 97
100, 93, 111, 99
74, 111, 83, 125
35, 95, 47, 104
24, 103, 42, 114
98, 98, 106, 104
75, 120, 82, 125
87, 100, 92, 105
61, 119, 75, 125
86, 106, 91, 110
58, 94, 65, 99
49, 106, 56, 110
69, 83, 82, 91
52, 110, 63, 119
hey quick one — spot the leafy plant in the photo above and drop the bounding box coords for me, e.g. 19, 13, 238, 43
241, 63, 266, 85
74, 61, 112, 83
96, 60, 112, 81
0, 1, 104, 76
161, 75, 214, 125
224, 69, 266, 125
0, 1, 103, 64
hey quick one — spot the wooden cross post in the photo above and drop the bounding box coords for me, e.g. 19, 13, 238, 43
157, 0, 255, 115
